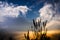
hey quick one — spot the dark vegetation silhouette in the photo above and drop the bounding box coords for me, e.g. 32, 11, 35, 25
0, 29, 15, 40
51, 33, 60, 40
0, 21, 59, 40
24, 19, 51, 40
40, 33, 50, 40
24, 30, 30, 40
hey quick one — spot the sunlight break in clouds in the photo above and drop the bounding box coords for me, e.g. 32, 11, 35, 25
0, 1, 29, 22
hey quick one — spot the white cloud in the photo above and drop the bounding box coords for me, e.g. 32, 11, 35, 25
36, 3, 60, 30
0, 1, 29, 22
38, 4, 56, 22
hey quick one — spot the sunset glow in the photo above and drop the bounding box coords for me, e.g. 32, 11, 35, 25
12, 30, 60, 40
0, 0, 60, 40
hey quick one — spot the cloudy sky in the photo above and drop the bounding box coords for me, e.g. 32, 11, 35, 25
0, 0, 60, 31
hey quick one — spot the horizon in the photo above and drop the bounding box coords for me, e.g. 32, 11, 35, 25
0, 0, 60, 40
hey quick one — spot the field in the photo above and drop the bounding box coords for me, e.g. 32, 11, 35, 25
0, 30, 60, 40
11, 30, 60, 40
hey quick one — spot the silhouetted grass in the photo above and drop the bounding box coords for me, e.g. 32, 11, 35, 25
40, 33, 51, 40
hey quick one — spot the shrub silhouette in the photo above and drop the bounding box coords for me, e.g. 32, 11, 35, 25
51, 33, 60, 40
0, 29, 15, 40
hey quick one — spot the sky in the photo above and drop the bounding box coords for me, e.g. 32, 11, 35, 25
0, 0, 60, 31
